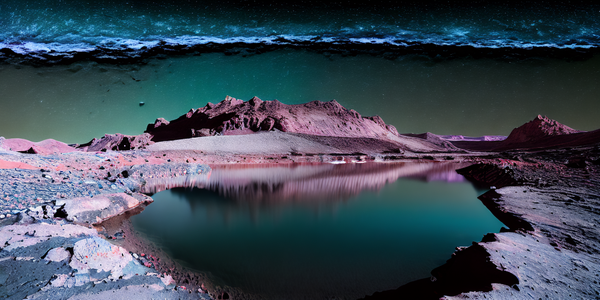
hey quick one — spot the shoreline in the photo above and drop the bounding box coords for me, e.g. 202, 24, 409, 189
0, 144, 482, 299
362, 144, 600, 299
1, 141, 598, 299
1, 99, 599, 299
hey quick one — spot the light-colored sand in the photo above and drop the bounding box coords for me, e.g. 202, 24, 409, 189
0, 138, 77, 155
145, 130, 454, 155
146, 131, 342, 154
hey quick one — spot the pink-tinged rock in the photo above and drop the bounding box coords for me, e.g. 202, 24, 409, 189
505, 115, 580, 143
0, 138, 77, 155
70, 237, 133, 280
0, 159, 38, 170
44, 247, 71, 262
43, 274, 69, 290
79, 133, 154, 152
56, 193, 153, 225
153, 117, 170, 128
450, 115, 600, 152
145, 96, 400, 142
0, 223, 97, 251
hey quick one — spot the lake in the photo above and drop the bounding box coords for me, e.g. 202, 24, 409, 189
131, 162, 504, 299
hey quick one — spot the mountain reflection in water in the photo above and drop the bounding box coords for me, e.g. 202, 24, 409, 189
132, 162, 503, 299
184, 161, 471, 204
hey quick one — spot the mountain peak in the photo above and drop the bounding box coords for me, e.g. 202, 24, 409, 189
505, 115, 580, 143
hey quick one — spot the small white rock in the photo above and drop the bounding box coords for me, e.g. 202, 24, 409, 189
44, 247, 71, 262
0, 214, 5, 219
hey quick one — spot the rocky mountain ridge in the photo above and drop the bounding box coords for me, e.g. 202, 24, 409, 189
504, 114, 580, 143
145, 96, 400, 142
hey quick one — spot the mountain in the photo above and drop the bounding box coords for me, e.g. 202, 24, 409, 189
145, 96, 400, 142
450, 115, 600, 152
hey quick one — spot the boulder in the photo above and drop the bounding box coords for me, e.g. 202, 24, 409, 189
55, 193, 153, 226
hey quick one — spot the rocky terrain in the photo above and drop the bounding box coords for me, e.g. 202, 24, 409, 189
0, 97, 599, 299
447, 115, 600, 152
363, 134, 600, 299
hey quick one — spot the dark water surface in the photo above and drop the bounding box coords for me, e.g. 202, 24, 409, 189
131, 163, 504, 299
1, 1, 599, 58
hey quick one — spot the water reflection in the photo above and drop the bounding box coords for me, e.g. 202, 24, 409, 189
196, 162, 470, 203
132, 162, 503, 300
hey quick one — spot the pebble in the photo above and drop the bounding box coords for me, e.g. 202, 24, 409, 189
0, 214, 4, 219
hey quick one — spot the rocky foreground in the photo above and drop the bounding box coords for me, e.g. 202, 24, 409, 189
0, 97, 599, 299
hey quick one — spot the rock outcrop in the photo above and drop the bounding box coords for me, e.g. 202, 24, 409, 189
450, 115, 600, 152
145, 96, 400, 142
55, 193, 154, 226
504, 115, 580, 144
78, 133, 154, 152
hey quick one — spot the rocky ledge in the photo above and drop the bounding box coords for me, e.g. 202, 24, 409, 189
0, 97, 599, 300
363, 145, 600, 299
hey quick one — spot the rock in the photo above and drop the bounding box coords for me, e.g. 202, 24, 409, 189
145, 96, 400, 142
79, 133, 154, 151
70, 237, 143, 280
504, 115, 580, 144
450, 115, 600, 152
153, 117, 170, 128
0, 223, 98, 251
55, 193, 153, 226
44, 247, 71, 262
161, 274, 176, 287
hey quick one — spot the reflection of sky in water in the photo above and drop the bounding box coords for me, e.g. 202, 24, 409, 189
132, 163, 504, 299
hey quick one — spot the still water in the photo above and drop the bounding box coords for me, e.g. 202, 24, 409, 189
131, 163, 504, 299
